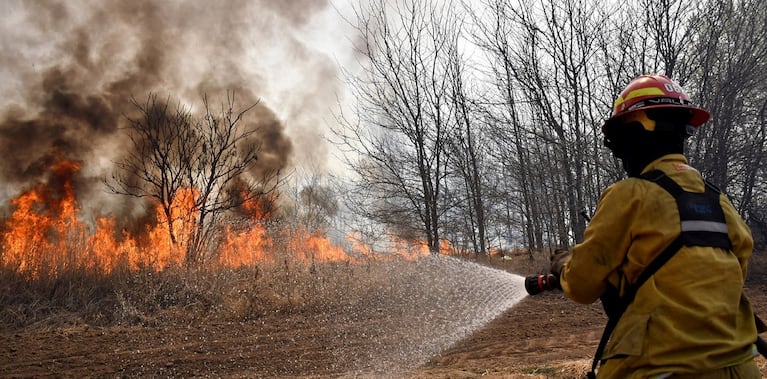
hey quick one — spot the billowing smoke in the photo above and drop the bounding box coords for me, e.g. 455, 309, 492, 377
0, 0, 345, 221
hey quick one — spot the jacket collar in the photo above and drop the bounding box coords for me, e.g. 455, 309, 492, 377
640, 154, 688, 175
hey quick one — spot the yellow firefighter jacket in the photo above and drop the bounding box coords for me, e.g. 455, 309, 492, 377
560, 154, 759, 378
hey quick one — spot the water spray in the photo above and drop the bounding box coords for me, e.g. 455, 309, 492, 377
335, 255, 529, 376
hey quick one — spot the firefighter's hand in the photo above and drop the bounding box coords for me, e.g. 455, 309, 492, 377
549, 249, 572, 277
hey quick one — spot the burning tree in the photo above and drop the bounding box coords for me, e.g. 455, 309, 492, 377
108, 92, 282, 265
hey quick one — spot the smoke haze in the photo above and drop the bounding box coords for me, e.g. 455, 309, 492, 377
0, 0, 353, 218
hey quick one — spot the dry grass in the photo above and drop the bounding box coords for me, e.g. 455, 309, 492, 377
0, 254, 429, 330
0, 238, 549, 330
1, 248, 764, 378
476, 248, 553, 276
1, 247, 761, 330
518, 359, 590, 378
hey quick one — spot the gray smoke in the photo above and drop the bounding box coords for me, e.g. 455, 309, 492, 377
0, 0, 345, 220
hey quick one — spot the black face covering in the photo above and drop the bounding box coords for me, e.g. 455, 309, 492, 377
604, 108, 690, 177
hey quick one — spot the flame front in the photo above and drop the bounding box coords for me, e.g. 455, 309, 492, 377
0, 159, 451, 277
1, 160, 90, 277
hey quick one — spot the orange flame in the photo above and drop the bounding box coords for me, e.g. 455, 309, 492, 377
1, 158, 457, 277
219, 222, 271, 267
284, 227, 352, 263
86, 216, 137, 272
0, 160, 92, 277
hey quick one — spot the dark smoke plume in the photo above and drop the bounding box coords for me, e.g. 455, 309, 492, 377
0, 0, 341, 222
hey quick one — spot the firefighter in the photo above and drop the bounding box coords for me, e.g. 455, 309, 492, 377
550, 74, 764, 378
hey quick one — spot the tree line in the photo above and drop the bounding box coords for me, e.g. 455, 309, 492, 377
333, 0, 767, 255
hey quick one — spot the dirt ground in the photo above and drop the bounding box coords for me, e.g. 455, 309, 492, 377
1, 260, 766, 378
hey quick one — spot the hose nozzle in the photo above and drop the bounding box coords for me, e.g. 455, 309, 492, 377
524, 274, 560, 295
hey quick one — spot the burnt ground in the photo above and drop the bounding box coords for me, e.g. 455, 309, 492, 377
1, 259, 765, 378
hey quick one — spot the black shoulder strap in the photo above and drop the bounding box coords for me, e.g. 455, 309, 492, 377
757, 313, 767, 357
588, 170, 731, 378
588, 236, 684, 378
642, 170, 732, 250
641, 169, 683, 196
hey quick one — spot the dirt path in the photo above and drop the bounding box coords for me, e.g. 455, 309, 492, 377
1, 275, 765, 378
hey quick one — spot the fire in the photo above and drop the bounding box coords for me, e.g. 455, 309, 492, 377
285, 227, 351, 263
219, 223, 270, 267
345, 233, 453, 261
143, 188, 199, 268
241, 193, 274, 222
86, 217, 137, 272
0, 158, 454, 277
83, 188, 201, 273
1, 159, 90, 277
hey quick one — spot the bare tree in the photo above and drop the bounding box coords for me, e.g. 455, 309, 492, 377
643, 0, 696, 78
109, 92, 281, 265
334, 0, 459, 253
285, 166, 339, 232
184, 93, 283, 263
109, 94, 197, 246
442, 24, 493, 255
466, 0, 547, 252
738, 100, 767, 218
333, 0, 766, 253
469, 0, 614, 248
683, 0, 767, 191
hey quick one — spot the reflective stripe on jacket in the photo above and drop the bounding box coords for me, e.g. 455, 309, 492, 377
561, 154, 758, 378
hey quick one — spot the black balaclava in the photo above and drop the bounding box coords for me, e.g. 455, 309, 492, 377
604, 108, 691, 177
